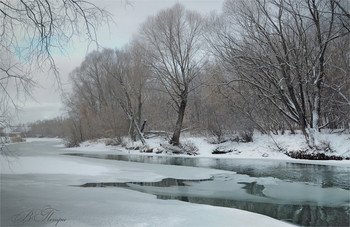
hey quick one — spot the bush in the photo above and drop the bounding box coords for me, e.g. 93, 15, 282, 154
181, 141, 199, 155
140, 145, 153, 153
64, 137, 80, 147
318, 140, 335, 153
10, 136, 26, 143
239, 130, 254, 142
88, 138, 98, 143
104, 137, 122, 146
160, 141, 199, 155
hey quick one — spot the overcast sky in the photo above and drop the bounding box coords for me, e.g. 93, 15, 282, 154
17, 0, 225, 124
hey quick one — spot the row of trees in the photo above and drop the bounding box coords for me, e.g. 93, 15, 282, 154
210, 0, 350, 147
25, 118, 69, 138
63, 0, 349, 148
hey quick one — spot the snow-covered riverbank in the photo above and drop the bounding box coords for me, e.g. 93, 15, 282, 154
1, 140, 297, 227
64, 131, 350, 165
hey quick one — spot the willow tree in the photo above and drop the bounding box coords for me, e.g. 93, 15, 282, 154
140, 3, 205, 146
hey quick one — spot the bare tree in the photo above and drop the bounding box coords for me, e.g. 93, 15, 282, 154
64, 46, 150, 146
124, 41, 151, 140
322, 36, 350, 129
209, 0, 349, 147
106, 49, 146, 145
67, 50, 112, 140
0, 0, 111, 131
140, 3, 206, 146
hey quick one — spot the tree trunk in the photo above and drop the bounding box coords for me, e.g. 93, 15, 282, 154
170, 98, 187, 146
306, 82, 322, 148
140, 120, 147, 133
137, 89, 142, 127
132, 117, 146, 145
128, 120, 136, 141
114, 93, 146, 145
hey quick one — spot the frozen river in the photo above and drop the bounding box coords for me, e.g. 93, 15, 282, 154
1, 140, 349, 226
69, 153, 350, 226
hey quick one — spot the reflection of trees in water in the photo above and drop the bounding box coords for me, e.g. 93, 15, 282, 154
238, 182, 266, 197
67, 153, 350, 190
157, 196, 349, 226
74, 153, 349, 226
155, 180, 349, 227
292, 205, 350, 226
81, 178, 212, 188
79, 167, 349, 226
284, 163, 350, 190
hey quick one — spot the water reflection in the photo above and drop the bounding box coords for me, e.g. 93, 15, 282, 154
67, 153, 350, 226
66, 153, 350, 190
81, 178, 212, 188
158, 196, 350, 227
80, 176, 350, 226
238, 182, 266, 197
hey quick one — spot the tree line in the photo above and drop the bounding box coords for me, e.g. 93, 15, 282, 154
29, 0, 350, 148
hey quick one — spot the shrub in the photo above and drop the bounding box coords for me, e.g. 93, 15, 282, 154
161, 141, 199, 155
10, 137, 26, 143
104, 137, 122, 146
181, 141, 199, 155
239, 130, 254, 142
88, 138, 98, 143
319, 140, 335, 153
64, 137, 80, 147
140, 145, 153, 153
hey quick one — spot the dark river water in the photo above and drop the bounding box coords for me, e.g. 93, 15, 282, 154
66, 153, 350, 226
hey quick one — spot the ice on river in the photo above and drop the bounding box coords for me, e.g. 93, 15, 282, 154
0, 140, 295, 227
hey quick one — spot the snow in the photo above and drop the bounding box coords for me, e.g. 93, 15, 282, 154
64, 131, 350, 165
0, 140, 296, 227
1, 180, 295, 227
2, 134, 349, 226
70, 139, 120, 152
0, 148, 231, 184
0, 156, 109, 176
25, 137, 63, 143
190, 132, 350, 159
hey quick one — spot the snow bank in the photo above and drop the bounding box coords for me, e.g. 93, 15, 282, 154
65, 132, 350, 164
69, 139, 118, 152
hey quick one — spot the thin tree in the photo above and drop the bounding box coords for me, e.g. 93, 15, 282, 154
107, 49, 146, 145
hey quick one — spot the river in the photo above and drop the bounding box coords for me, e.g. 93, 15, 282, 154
2, 140, 349, 226
67, 153, 350, 226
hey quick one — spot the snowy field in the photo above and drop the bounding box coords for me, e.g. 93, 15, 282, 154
0, 139, 298, 227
